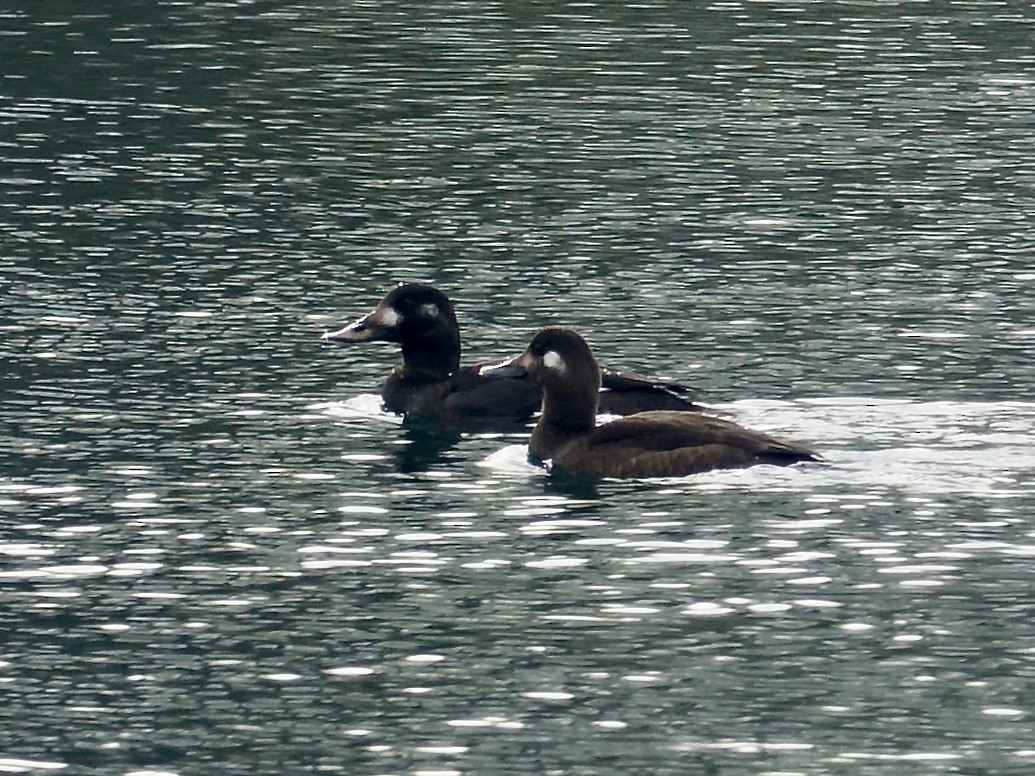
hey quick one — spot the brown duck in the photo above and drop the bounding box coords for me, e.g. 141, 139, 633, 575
481, 327, 818, 478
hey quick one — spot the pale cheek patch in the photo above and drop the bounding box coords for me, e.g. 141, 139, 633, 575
543, 350, 565, 372
420, 303, 439, 318
376, 307, 402, 327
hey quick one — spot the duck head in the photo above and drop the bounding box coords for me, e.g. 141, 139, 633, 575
323, 283, 461, 375
482, 327, 600, 430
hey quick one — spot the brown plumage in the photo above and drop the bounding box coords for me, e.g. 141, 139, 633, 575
481, 328, 818, 479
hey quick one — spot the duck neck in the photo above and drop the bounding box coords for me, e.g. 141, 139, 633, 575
528, 389, 595, 461
539, 378, 598, 432
541, 394, 596, 432
400, 330, 462, 379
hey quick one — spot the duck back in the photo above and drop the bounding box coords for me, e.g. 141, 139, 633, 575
544, 411, 817, 479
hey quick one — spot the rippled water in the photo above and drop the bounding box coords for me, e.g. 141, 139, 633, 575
2, 1, 1034, 774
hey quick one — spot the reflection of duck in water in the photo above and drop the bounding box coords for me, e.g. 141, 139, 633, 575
323, 283, 701, 426
483, 328, 818, 479
392, 419, 465, 474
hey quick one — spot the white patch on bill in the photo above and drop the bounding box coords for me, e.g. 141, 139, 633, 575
543, 351, 565, 371
377, 306, 401, 327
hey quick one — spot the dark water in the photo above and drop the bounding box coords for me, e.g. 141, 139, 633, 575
2, 1, 1034, 774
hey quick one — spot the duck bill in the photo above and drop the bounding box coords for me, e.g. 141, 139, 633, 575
479, 351, 533, 379
322, 312, 392, 343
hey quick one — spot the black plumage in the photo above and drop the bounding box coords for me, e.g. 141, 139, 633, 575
323, 283, 701, 424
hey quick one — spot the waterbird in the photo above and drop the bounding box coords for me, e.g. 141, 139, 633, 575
323, 283, 702, 424
480, 327, 818, 478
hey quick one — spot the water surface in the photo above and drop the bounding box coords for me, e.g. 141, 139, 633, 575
2, 1, 1034, 774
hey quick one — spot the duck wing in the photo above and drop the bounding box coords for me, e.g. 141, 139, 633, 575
598, 368, 701, 414
562, 412, 816, 478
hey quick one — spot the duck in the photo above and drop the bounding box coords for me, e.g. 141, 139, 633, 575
480, 327, 818, 478
322, 283, 701, 424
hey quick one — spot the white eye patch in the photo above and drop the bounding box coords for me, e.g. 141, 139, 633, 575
376, 306, 401, 327
420, 303, 439, 318
542, 350, 565, 371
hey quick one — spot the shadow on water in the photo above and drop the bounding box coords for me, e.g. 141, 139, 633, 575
541, 465, 602, 500
393, 418, 465, 473
394, 415, 534, 473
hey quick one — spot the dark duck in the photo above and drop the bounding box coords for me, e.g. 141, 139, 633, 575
481, 327, 818, 478
322, 283, 701, 423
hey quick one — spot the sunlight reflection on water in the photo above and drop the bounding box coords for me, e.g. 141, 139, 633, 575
2, 1, 1034, 773
475, 398, 1035, 498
